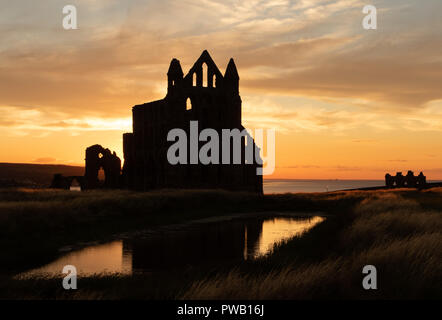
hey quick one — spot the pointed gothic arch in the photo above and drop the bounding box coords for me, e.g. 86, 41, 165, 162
202, 63, 208, 87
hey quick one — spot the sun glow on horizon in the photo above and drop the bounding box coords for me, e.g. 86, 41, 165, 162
1, 0, 442, 179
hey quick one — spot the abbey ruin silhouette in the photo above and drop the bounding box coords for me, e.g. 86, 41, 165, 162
51, 51, 263, 193
122, 50, 262, 193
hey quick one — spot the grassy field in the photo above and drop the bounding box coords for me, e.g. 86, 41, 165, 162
0, 163, 84, 188
182, 190, 442, 299
0, 187, 441, 299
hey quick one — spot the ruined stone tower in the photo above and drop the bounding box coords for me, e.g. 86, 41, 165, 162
121, 50, 263, 193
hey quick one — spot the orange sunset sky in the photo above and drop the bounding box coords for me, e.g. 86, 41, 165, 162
1, 0, 441, 179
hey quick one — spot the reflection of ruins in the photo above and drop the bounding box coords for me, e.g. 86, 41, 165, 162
21, 217, 325, 277
243, 221, 263, 260
121, 219, 264, 271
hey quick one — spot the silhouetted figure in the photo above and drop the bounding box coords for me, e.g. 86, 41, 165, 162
405, 170, 417, 188
395, 172, 405, 187
385, 173, 394, 188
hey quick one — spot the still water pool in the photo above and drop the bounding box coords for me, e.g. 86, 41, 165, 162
19, 216, 324, 278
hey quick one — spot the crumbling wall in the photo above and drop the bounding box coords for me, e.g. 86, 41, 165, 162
84, 144, 121, 189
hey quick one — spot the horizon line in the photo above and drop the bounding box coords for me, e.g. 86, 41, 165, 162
2, 162, 441, 181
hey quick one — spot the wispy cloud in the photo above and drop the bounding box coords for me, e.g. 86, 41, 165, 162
33, 157, 57, 163
1, 0, 442, 177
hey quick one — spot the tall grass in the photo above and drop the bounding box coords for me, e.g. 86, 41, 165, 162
180, 191, 442, 299
0, 187, 440, 299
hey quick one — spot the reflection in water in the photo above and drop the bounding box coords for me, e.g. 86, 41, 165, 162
19, 241, 132, 278
247, 216, 324, 259
19, 216, 324, 278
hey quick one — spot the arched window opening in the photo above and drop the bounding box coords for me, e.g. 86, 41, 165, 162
193, 73, 197, 87
98, 167, 105, 182
202, 63, 208, 87
172, 80, 175, 86
213, 74, 216, 88
186, 97, 192, 111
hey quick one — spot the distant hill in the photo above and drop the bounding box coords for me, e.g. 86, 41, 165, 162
0, 163, 84, 188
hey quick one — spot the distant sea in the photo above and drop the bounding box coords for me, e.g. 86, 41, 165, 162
263, 179, 384, 194
263, 179, 442, 194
